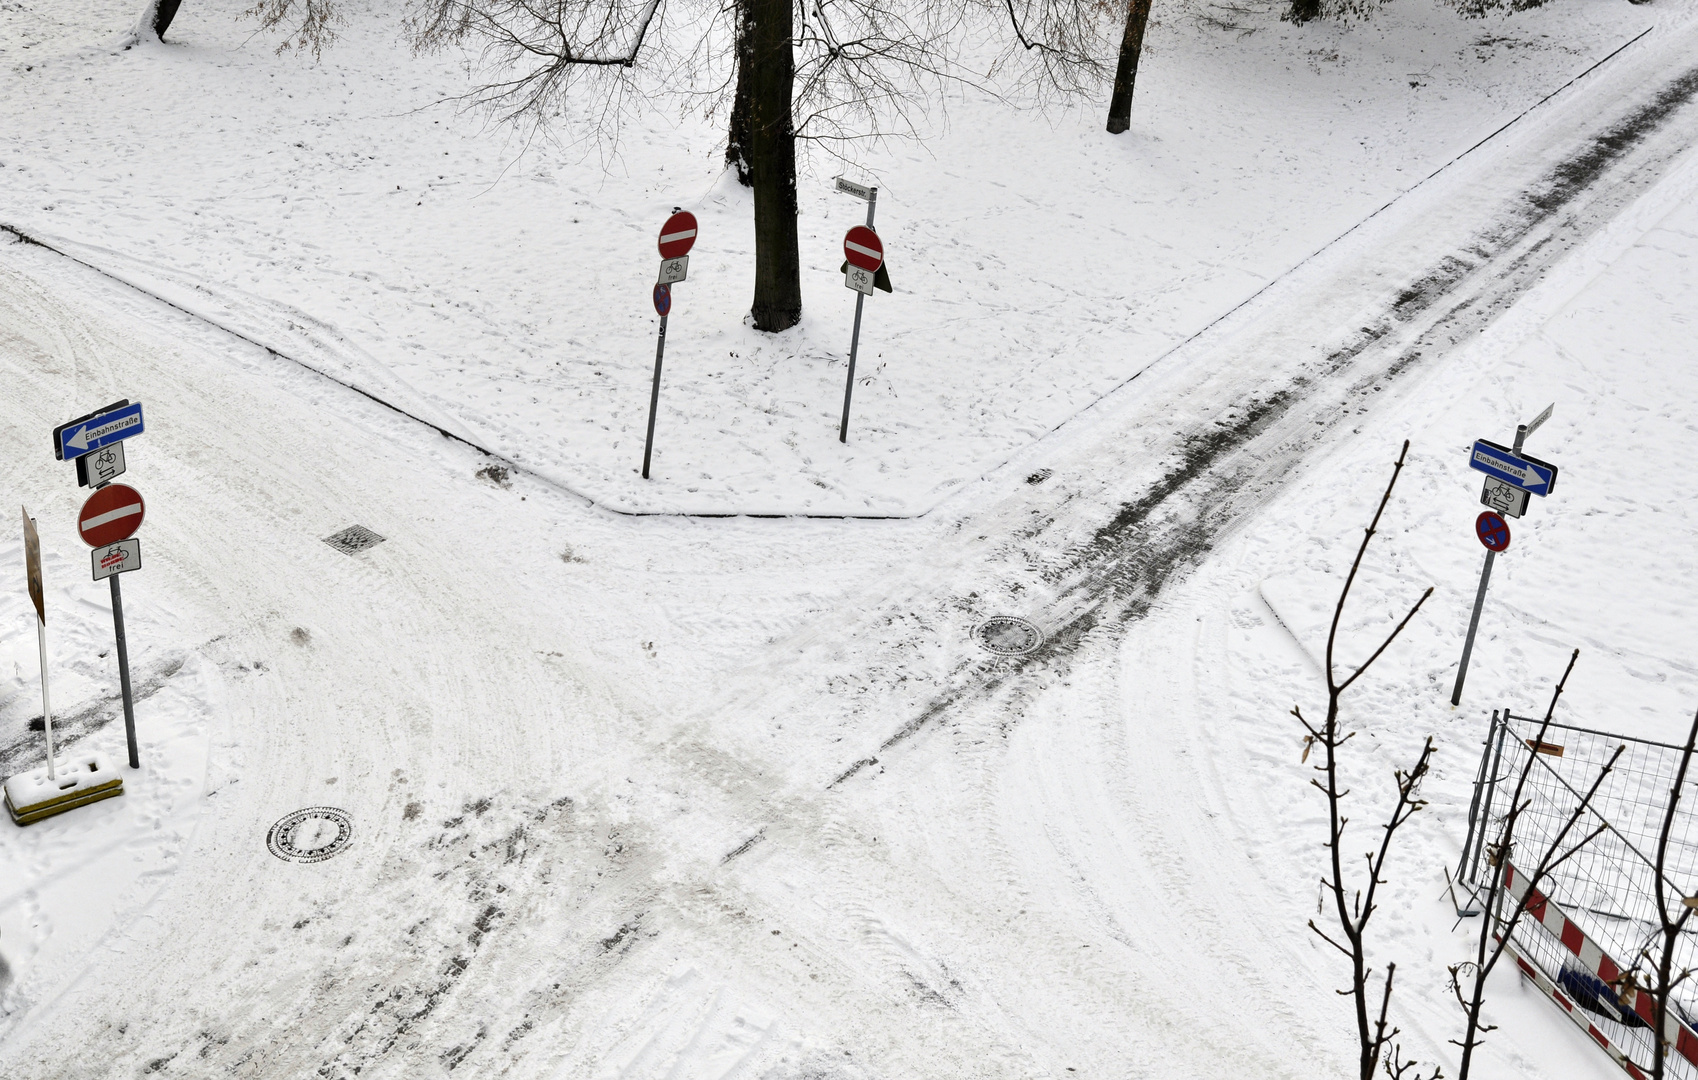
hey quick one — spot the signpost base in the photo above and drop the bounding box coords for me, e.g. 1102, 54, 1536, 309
4, 752, 124, 825
37, 616, 56, 782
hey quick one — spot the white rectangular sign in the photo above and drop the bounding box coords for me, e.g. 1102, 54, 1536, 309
658, 256, 688, 285
92, 539, 142, 582
1480, 476, 1529, 518
78, 441, 126, 488
835, 177, 874, 201
845, 266, 876, 295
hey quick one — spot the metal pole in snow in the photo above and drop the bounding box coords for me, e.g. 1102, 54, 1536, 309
1451, 548, 1496, 707
839, 188, 877, 444
111, 574, 139, 769
642, 314, 668, 479
840, 295, 865, 444
1471, 712, 1509, 885
37, 615, 56, 781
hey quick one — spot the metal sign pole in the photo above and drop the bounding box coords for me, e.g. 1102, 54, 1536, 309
23, 508, 55, 781
840, 296, 865, 444
37, 616, 56, 781
111, 575, 139, 769
642, 314, 667, 479
840, 187, 877, 444
1452, 548, 1497, 706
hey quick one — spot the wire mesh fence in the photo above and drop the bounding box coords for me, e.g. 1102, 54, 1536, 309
1459, 710, 1698, 1077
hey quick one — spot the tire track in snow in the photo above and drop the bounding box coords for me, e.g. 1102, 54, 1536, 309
825, 57, 1698, 784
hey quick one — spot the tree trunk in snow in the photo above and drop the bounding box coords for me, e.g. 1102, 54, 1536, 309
153, 0, 183, 39
746, 0, 802, 332
725, 0, 754, 187
1105, 0, 1153, 134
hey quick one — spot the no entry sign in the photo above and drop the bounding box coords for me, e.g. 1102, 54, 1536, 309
79, 483, 145, 547
1476, 511, 1510, 552
658, 212, 698, 259
844, 226, 883, 272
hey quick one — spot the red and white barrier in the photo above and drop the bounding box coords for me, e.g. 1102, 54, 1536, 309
1502, 935, 1651, 1079
1504, 862, 1698, 1071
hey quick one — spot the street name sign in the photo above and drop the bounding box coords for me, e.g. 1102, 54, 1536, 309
79, 484, 145, 547
57, 402, 144, 461
657, 212, 698, 259
1524, 402, 1554, 438
835, 177, 875, 201
92, 540, 142, 581
1469, 439, 1557, 496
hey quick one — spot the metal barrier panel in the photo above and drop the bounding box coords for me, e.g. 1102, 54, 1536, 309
1470, 710, 1698, 1079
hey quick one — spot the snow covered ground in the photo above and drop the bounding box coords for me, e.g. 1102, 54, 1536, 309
0, 0, 1673, 514
5, 0, 1698, 1077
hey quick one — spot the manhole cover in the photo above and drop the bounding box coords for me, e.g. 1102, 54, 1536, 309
975, 616, 1043, 656
323, 525, 385, 555
267, 807, 354, 863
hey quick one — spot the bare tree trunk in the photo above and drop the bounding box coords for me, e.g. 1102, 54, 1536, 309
1104, 0, 1152, 134
746, 0, 802, 332
154, 0, 183, 38
725, 0, 754, 186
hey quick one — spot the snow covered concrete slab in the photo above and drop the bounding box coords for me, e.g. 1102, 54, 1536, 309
3, 753, 123, 826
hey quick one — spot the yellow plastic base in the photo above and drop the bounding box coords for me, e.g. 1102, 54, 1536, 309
4, 753, 126, 826
5, 781, 124, 825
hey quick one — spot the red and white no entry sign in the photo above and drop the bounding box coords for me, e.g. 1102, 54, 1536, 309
658, 212, 698, 259
843, 226, 883, 272
79, 483, 145, 548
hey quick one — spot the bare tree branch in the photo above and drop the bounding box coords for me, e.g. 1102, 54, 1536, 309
1295, 441, 1439, 1080
1453, 650, 1624, 1079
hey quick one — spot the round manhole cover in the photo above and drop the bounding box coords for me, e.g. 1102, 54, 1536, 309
975, 616, 1043, 656
267, 807, 354, 863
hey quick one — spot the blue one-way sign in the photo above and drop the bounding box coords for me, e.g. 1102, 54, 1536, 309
57, 402, 144, 461
1469, 438, 1557, 496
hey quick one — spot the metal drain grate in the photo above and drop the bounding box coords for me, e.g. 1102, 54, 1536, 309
974, 616, 1043, 656
267, 807, 354, 863
323, 525, 385, 555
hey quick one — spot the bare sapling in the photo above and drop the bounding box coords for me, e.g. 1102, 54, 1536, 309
1450, 648, 1624, 1078
1292, 439, 1439, 1080
1643, 705, 1698, 1080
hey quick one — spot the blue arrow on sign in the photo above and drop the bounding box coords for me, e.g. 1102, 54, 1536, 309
1469, 438, 1557, 496
58, 402, 144, 460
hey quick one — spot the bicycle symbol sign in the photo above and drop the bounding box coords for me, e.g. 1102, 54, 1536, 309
1476, 511, 1511, 552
